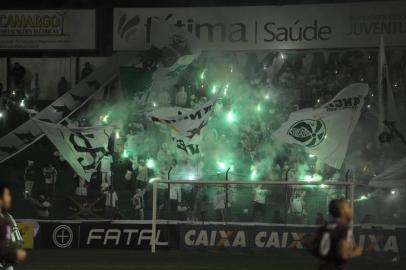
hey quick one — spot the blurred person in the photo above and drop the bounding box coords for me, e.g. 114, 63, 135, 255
311, 199, 362, 270
100, 153, 113, 186
0, 182, 27, 269
9, 63, 26, 98
28, 72, 39, 109
290, 190, 307, 224
131, 188, 146, 220
29, 194, 51, 219
169, 184, 181, 220
73, 173, 87, 198
42, 163, 57, 198
252, 185, 269, 222
103, 185, 118, 219
23, 160, 38, 198
80, 62, 93, 80
134, 159, 148, 189
57, 76, 69, 97
212, 189, 225, 222
175, 85, 187, 106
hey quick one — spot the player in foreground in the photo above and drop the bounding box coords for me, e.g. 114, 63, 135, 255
311, 198, 363, 270
0, 182, 26, 270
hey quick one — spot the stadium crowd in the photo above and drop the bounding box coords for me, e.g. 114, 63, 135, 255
1, 49, 406, 225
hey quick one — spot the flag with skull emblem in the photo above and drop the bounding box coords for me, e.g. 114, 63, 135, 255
272, 83, 368, 169
34, 119, 113, 181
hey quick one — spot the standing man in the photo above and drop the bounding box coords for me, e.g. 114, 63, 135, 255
103, 185, 118, 219
311, 199, 362, 270
252, 185, 269, 222
24, 160, 38, 199
43, 163, 57, 198
0, 182, 27, 269
100, 154, 113, 187
212, 189, 225, 222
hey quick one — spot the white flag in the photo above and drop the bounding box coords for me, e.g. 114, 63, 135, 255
146, 96, 218, 155
377, 36, 401, 143
34, 120, 113, 181
370, 157, 406, 188
272, 83, 368, 169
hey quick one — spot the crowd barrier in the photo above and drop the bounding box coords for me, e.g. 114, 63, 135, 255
17, 220, 403, 262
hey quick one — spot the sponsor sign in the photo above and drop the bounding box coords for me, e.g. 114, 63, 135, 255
17, 222, 34, 249
114, 1, 406, 50
80, 223, 173, 249
0, 10, 96, 50
40, 222, 79, 249
179, 224, 403, 261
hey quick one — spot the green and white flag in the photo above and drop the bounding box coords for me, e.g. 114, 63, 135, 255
146, 95, 218, 156
34, 119, 113, 181
272, 83, 368, 169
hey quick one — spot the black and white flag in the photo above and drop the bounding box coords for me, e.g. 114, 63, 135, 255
34, 120, 113, 181
272, 83, 368, 169
377, 36, 402, 144
146, 95, 218, 155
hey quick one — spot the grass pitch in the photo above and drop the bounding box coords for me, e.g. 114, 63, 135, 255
18, 249, 403, 270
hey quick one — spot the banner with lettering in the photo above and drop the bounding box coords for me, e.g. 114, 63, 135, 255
114, 1, 406, 50
0, 10, 95, 50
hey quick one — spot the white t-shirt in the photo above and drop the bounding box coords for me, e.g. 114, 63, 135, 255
105, 191, 118, 207
291, 197, 304, 215
169, 185, 181, 202
100, 155, 113, 172
254, 189, 267, 204
213, 193, 225, 210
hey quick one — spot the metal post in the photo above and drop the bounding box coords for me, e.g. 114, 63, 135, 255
284, 169, 290, 225
151, 181, 158, 253
167, 167, 173, 221
350, 181, 355, 231
225, 168, 230, 223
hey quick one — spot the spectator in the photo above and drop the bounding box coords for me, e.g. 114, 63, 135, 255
175, 85, 187, 106
104, 185, 118, 219
131, 188, 146, 220
57, 76, 69, 97
24, 160, 38, 198
80, 62, 93, 80
169, 184, 181, 220
134, 159, 149, 189
290, 190, 307, 224
212, 189, 225, 222
100, 153, 113, 186
28, 72, 40, 109
252, 185, 268, 222
73, 173, 87, 198
29, 195, 52, 219
43, 163, 57, 198
10, 62, 26, 97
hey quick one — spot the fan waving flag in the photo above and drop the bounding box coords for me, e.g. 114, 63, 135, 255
34, 119, 113, 181
376, 36, 402, 144
272, 83, 368, 169
146, 95, 219, 156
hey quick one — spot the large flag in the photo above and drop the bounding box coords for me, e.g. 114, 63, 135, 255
127, 17, 202, 99
272, 83, 368, 169
377, 36, 401, 143
34, 120, 113, 181
146, 96, 219, 156
370, 157, 406, 188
